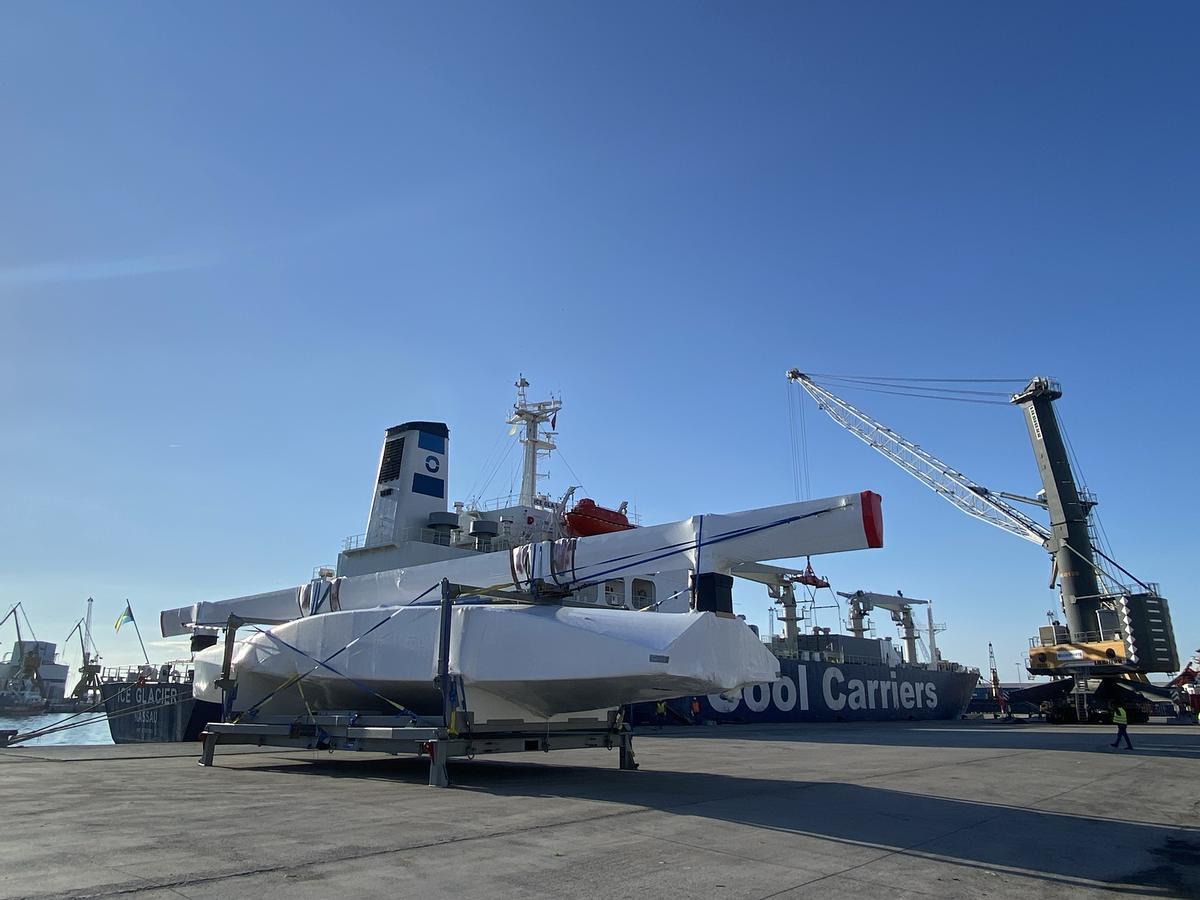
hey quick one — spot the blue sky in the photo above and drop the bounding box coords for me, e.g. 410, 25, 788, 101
1, 3, 1196, 678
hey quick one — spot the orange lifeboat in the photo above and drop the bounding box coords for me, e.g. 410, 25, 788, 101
563, 498, 635, 537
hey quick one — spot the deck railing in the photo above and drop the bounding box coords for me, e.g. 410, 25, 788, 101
101, 662, 194, 683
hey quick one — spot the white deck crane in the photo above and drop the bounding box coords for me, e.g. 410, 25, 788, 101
838, 590, 931, 668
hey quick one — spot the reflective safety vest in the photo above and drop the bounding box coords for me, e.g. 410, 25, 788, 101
1112, 708, 1128, 725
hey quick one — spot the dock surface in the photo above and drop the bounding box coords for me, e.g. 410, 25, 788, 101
2, 720, 1197, 899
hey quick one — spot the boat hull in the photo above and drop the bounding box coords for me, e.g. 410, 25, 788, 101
193, 604, 780, 723
100, 681, 221, 744
0, 697, 48, 716
564, 499, 634, 536
631, 658, 978, 724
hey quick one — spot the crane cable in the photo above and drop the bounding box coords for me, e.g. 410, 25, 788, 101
785, 382, 798, 501
463, 426, 511, 505
797, 373, 1029, 406
1059, 413, 1124, 591
785, 384, 802, 500
813, 376, 1015, 397
803, 373, 1027, 384
470, 433, 518, 507
806, 379, 1013, 406
785, 383, 813, 501
554, 447, 589, 497
798, 389, 811, 500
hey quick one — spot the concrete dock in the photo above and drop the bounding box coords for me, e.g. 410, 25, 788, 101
2, 721, 1197, 899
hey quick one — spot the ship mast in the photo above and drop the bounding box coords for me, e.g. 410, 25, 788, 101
507, 376, 561, 507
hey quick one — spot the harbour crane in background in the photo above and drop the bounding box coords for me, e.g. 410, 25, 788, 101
0, 603, 45, 699
988, 643, 1008, 724
63, 598, 103, 702
786, 369, 1179, 721
988, 642, 1008, 719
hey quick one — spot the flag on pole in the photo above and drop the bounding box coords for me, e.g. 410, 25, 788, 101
114, 602, 134, 633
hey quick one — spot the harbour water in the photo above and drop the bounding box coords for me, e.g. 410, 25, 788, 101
0, 713, 113, 746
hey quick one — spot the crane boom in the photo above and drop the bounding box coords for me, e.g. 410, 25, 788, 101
1, 604, 23, 642
786, 370, 1049, 547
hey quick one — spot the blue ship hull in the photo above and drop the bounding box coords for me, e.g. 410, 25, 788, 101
100, 681, 221, 744
632, 658, 978, 725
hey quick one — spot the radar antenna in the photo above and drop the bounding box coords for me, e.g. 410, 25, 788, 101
508, 375, 562, 507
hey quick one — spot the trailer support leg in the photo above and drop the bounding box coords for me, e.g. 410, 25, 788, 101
618, 732, 638, 771
199, 732, 218, 767
428, 740, 449, 788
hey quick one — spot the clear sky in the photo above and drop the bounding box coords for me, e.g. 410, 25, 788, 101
2, 3, 1196, 680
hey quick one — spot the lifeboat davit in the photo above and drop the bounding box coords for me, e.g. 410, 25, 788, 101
563, 498, 635, 537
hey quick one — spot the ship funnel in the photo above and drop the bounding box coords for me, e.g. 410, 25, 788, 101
363, 421, 449, 547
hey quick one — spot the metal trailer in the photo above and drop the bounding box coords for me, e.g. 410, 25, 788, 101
198, 714, 638, 787
196, 577, 639, 786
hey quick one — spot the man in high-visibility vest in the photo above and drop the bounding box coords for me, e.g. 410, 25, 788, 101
1110, 701, 1133, 750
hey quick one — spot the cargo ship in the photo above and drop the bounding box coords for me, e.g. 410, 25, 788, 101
642, 647, 976, 726
632, 577, 977, 725
135, 377, 973, 742
99, 663, 220, 743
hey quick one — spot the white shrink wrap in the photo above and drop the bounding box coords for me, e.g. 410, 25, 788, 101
194, 604, 779, 723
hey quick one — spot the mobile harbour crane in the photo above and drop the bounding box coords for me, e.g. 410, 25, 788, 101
786, 370, 1179, 721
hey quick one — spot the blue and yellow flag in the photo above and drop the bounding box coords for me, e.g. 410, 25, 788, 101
114, 602, 134, 633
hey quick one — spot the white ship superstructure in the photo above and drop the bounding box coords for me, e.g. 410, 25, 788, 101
335, 376, 571, 580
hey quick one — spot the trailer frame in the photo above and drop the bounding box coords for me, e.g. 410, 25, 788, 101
198, 713, 638, 786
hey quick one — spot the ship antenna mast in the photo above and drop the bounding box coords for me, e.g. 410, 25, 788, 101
507, 375, 562, 507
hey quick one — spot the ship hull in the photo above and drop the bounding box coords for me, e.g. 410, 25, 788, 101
100, 681, 221, 744
632, 658, 978, 725
0, 698, 48, 716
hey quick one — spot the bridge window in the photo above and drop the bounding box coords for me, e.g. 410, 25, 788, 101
604, 579, 625, 607
632, 579, 655, 610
